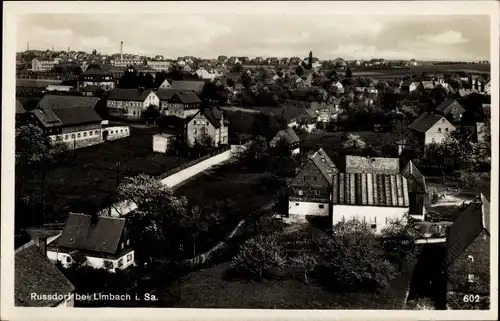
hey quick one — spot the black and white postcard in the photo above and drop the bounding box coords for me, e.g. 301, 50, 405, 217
1, 1, 498, 320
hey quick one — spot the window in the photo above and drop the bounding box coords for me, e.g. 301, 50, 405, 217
121, 243, 124, 249
127, 253, 133, 262
438, 128, 442, 133
194, 129, 197, 134
95, 130, 99, 135
432, 138, 436, 143
298, 189, 303, 196
66, 256, 72, 264
126, 239, 130, 246
468, 255, 474, 263
194, 120, 197, 125
442, 119, 445, 123
71, 134, 75, 139
313, 176, 317, 181
111, 131, 114, 134
315, 190, 320, 195
319, 204, 324, 209
468, 274, 475, 283
295, 203, 299, 206
77, 133, 81, 138
117, 258, 123, 268
83, 132, 87, 137
445, 128, 449, 132
64, 135, 69, 140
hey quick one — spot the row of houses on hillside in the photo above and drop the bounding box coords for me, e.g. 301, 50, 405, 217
400, 78, 490, 95
288, 149, 429, 232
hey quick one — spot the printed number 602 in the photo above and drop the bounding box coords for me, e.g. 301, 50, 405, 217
463, 294, 480, 303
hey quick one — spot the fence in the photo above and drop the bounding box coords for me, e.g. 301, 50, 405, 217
157, 145, 231, 180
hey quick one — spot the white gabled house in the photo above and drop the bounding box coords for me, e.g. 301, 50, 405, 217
46, 213, 135, 273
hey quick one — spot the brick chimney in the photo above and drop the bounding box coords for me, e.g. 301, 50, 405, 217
120, 41, 123, 60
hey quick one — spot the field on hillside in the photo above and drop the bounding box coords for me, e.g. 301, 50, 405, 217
352, 63, 490, 81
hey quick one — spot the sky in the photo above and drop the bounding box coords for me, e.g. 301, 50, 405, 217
16, 14, 490, 61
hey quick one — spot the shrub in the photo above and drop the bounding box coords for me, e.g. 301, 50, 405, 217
230, 234, 286, 280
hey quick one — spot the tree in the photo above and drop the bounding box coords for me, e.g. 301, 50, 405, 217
237, 135, 270, 169
142, 105, 161, 124
380, 214, 419, 271
317, 219, 397, 290
295, 65, 304, 77
180, 205, 220, 257
231, 64, 243, 73
345, 67, 353, 78
141, 73, 154, 88
15, 123, 51, 167
289, 252, 317, 284
230, 234, 286, 280
343, 133, 366, 149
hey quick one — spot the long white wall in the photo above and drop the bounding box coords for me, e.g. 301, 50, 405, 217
332, 205, 408, 234
101, 145, 243, 217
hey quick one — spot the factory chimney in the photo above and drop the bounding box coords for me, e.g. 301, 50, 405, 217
120, 41, 123, 60
27, 42, 30, 51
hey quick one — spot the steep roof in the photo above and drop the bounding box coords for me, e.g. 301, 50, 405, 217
171, 80, 206, 93
80, 66, 110, 76
309, 148, 338, 185
345, 155, 400, 175
173, 91, 202, 104
332, 173, 410, 207
408, 112, 445, 133
155, 88, 184, 100
15, 241, 75, 307
16, 100, 26, 114
54, 213, 126, 254
107, 88, 153, 101
445, 196, 490, 267
401, 160, 427, 193
271, 128, 300, 145
436, 99, 465, 114
33, 106, 102, 128
201, 107, 224, 128
38, 95, 99, 110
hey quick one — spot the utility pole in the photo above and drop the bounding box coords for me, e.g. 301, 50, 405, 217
116, 162, 121, 187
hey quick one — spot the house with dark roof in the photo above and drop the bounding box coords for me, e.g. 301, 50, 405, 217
288, 148, 338, 217
47, 213, 135, 273
408, 112, 456, 146
183, 107, 229, 147
158, 78, 173, 89
435, 99, 465, 122
444, 194, 490, 299
15, 241, 75, 307
170, 80, 206, 94
269, 128, 300, 155
78, 65, 115, 91
32, 95, 104, 149
400, 80, 419, 93
107, 88, 159, 120
156, 89, 202, 119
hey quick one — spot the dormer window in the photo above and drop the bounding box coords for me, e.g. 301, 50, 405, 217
438, 128, 442, 133
468, 255, 474, 262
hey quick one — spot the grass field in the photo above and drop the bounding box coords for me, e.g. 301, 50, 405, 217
164, 257, 416, 309
21, 126, 195, 222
